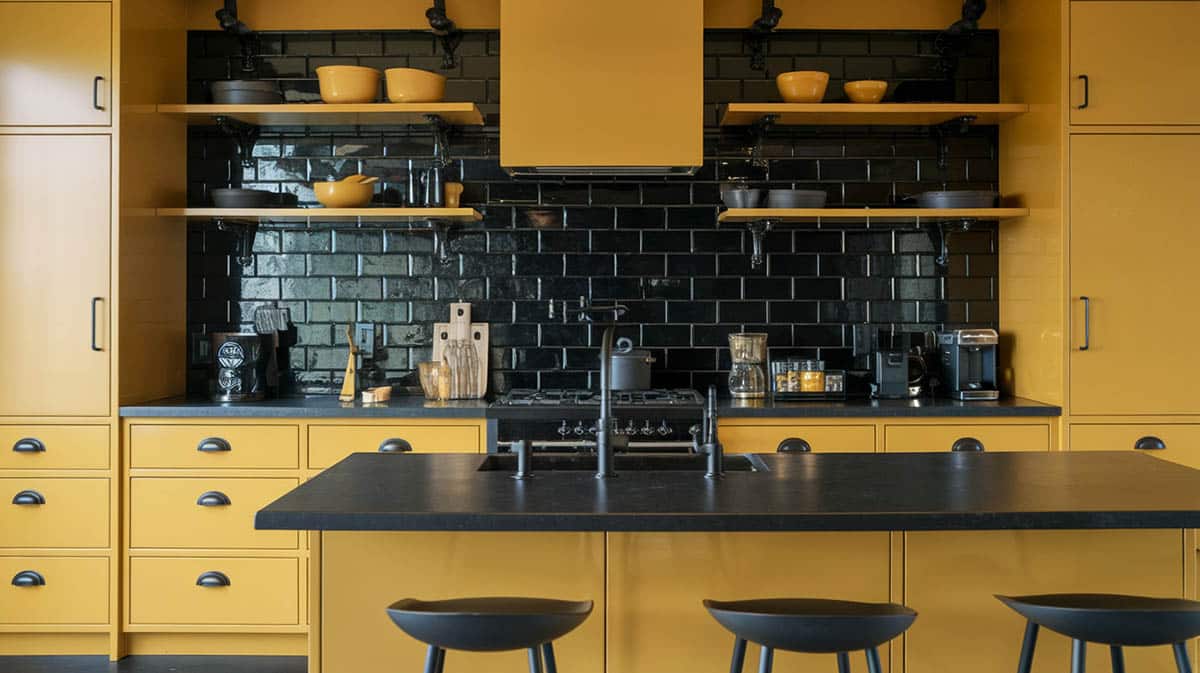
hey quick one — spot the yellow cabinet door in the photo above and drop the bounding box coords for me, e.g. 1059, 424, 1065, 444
129, 424, 299, 469
0, 478, 109, 548
308, 424, 481, 469
1069, 135, 1200, 415
129, 477, 300, 550
0, 135, 110, 416
719, 424, 876, 454
906, 530, 1184, 673
607, 532, 892, 673
0, 557, 108, 625
0, 425, 108, 470
0, 3, 111, 126
1070, 2, 1200, 125
884, 424, 1050, 453
1070, 424, 1200, 469
128, 557, 299, 626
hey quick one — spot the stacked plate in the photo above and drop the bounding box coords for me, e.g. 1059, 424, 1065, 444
914, 190, 999, 209
767, 189, 828, 209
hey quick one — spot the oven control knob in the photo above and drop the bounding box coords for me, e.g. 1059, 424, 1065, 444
657, 420, 672, 437
640, 420, 655, 436
624, 420, 637, 436
588, 422, 598, 436
573, 421, 587, 437
557, 421, 571, 438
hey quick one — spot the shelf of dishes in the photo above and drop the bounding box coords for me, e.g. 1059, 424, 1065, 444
717, 208, 1030, 223
157, 207, 483, 223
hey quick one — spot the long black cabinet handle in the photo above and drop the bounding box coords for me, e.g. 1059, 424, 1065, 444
1134, 436, 1167, 451
777, 438, 812, 453
12, 438, 45, 453
1077, 74, 1089, 110
378, 438, 413, 453
197, 437, 232, 453
12, 490, 46, 505
952, 437, 986, 453
93, 76, 104, 110
195, 571, 231, 588
90, 297, 103, 352
11, 571, 45, 587
196, 491, 232, 507
1080, 296, 1091, 351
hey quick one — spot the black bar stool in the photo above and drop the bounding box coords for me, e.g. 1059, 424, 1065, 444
386, 597, 593, 673
997, 594, 1200, 673
704, 598, 917, 673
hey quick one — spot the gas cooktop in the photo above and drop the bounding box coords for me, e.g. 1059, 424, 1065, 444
493, 389, 704, 407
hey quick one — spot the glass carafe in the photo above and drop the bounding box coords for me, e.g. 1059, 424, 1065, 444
728, 333, 768, 399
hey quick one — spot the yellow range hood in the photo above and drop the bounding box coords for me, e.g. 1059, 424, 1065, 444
500, 0, 703, 176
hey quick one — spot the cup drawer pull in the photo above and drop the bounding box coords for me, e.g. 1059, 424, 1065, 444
11, 570, 45, 587
378, 438, 413, 453
951, 437, 985, 453
777, 438, 812, 453
1134, 436, 1167, 451
12, 438, 45, 453
195, 571, 231, 588
197, 437, 232, 453
196, 491, 232, 507
11, 490, 46, 505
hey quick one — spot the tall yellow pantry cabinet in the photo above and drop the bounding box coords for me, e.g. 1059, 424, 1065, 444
0, 0, 188, 660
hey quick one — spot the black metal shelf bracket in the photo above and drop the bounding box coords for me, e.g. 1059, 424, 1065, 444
745, 0, 783, 72
427, 0, 464, 70
214, 218, 259, 267
424, 114, 453, 168
748, 114, 778, 169
933, 115, 978, 170
747, 221, 773, 269
214, 115, 260, 172
430, 219, 459, 265
925, 217, 977, 270
215, 0, 258, 73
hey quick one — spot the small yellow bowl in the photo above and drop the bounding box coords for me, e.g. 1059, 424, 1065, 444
776, 71, 830, 103
316, 66, 381, 104
385, 68, 447, 103
844, 80, 888, 104
314, 176, 375, 208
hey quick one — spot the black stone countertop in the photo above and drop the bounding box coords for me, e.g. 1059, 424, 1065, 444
255, 452, 1200, 532
121, 395, 1059, 419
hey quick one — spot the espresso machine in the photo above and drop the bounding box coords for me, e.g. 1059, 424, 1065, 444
937, 329, 1000, 400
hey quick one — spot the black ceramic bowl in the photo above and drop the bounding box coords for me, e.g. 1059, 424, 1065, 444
211, 188, 275, 209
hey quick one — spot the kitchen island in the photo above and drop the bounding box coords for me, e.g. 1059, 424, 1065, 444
259, 452, 1200, 673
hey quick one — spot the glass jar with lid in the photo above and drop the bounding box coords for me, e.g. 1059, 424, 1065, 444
798, 359, 825, 393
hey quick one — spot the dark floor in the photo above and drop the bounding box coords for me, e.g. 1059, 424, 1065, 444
0, 656, 306, 673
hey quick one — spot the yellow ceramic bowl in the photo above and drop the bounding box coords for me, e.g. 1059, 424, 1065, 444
844, 80, 888, 104
776, 71, 830, 103
385, 68, 447, 103
314, 177, 375, 208
316, 66, 381, 104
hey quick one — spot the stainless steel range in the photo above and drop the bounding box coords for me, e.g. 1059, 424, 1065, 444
490, 388, 704, 453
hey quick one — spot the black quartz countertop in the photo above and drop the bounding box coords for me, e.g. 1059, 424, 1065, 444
717, 396, 1060, 418
255, 452, 1200, 532
119, 396, 490, 418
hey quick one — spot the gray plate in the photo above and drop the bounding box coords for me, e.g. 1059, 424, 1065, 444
211, 188, 275, 209
915, 190, 998, 209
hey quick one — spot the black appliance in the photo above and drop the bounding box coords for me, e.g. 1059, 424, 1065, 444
853, 326, 936, 399
937, 329, 1000, 401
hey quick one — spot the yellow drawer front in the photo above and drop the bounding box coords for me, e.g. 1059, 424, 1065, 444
130, 424, 299, 469
884, 424, 1050, 453
130, 477, 299, 550
1071, 424, 1200, 470
308, 425, 481, 469
0, 557, 108, 625
719, 424, 875, 454
129, 557, 299, 626
0, 426, 108, 470
0, 478, 109, 548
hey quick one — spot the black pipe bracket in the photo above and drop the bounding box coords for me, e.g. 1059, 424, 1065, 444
427, 0, 464, 70
215, 218, 259, 268
214, 115, 260, 173
745, 0, 783, 72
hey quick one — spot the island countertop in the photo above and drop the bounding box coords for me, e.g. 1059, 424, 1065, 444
255, 452, 1200, 532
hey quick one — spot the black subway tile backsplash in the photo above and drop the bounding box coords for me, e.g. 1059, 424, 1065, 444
186, 28, 1001, 394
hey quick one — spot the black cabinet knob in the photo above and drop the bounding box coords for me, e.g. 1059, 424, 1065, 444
197, 437, 232, 453
11, 570, 45, 587
196, 491, 232, 507
11, 490, 45, 505
952, 437, 985, 453
195, 571, 231, 588
777, 438, 813, 453
1134, 436, 1167, 451
12, 438, 45, 453
378, 438, 413, 453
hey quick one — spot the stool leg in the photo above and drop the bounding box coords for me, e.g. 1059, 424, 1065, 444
1173, 642, 1194, 673
836, 652, 851, 673
1109, 646, 1125, 673
423, 645, 441, 673
729, 637, 747, 673
865, 647, 882, 673
435, 648, 446, 673
528, 646, 543, 673
1070, 639, 1086, 673
758, 645, 774, 673
1017, 621, 1039, 673
541, 642, 558, 673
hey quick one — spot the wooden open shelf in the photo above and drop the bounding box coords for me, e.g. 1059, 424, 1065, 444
157, 103, 485, 127
717, 208, 1030, 224
158, 207, 483, 223
719, 103, 1029, 127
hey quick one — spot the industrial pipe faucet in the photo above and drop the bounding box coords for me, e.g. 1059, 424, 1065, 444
566, 298, 628, 479
699, 385, 724, 479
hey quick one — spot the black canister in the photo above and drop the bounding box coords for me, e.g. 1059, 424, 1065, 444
209, 333, 269, 402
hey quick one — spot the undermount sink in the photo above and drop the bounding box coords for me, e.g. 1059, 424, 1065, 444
478, 453, 770, 473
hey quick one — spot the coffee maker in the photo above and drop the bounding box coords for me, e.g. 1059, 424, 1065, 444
852, 326, 934, 399
937, 329, 1000, 401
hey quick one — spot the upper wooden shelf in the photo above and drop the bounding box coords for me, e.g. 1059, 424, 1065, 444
717, 208, 1030, 224
158, 207, 483, 223
719, 103, 1029, 127
157, 103, 485, 127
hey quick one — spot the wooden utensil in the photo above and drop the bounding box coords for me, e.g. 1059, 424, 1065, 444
338, 325, 358, 402
444, 182, 464, 208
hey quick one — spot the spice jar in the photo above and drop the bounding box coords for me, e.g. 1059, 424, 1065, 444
798, 359, 825, 393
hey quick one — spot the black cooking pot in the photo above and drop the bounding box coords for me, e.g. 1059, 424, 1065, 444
608, 338, 655, 391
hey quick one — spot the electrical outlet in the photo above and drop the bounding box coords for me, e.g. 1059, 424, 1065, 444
354, 323, 376, 360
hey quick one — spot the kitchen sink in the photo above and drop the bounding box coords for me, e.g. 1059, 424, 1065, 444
478, 453, 769, 473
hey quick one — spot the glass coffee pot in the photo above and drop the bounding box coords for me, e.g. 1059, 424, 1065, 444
728, 333, 768, 399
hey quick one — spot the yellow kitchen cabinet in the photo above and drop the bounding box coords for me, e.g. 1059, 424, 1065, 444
0, 556, 108, 625
1070, 2, 1200, 125
128, 557, 300, 627
308, 422, 482, 469
321, 531, 604, 673
1069, 135, 1200, 416
607, 532, 892, 673
129, 424, 299, 469
129, 477, 299, 550
0, 2, 111, 126
905, 530, 1184, 673
884, 424, 1049, 453
0, 134, 110, 417
0, 425, 109, 470
1070, 424, 1200, 469
0, 478, 109, 548
719, 423, 876, 454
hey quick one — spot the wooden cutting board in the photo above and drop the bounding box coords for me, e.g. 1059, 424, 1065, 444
432, 303, 489, 399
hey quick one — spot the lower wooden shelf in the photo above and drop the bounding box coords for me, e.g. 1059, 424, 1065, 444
157, 207, 483, 223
